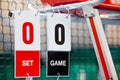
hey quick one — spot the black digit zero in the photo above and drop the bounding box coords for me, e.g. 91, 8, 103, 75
55, 24, 65, 45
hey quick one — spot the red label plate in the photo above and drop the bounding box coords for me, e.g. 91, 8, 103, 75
15, 51, 40, 78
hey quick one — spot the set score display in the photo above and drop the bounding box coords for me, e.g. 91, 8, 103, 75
15, 11, 40, 78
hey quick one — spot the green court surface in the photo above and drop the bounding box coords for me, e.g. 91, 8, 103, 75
0, 47, 120, 80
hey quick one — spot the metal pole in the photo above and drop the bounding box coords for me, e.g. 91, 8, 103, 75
82, 5, 118, 80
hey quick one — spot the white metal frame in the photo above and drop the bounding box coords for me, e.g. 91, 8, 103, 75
37, 0, 105, 12
82, 5, 118, 80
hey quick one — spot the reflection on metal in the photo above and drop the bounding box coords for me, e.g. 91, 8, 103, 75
57, 72, 60, 80
26, 73, 33, 80
26, 77, 33, 80
97, 70, 104, 80
100, 13, 120, 20
79, 70, 86, 80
